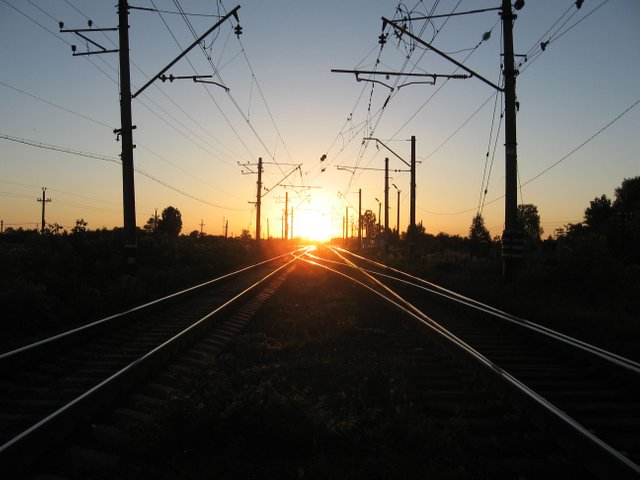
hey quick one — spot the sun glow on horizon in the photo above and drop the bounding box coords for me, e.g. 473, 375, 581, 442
293, 209, 334, 242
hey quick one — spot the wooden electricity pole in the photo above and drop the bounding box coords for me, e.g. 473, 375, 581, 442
37, 187, 51, 234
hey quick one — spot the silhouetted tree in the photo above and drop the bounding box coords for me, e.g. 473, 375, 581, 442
71, 218, 88, 235
517, 204, 543, 241
613, 176, 640, 213
612, 176, 640, 259
584, 195, 613, 234
469, 213, 491, 257
143, 215, 158, 234
45, 223, 65, 236
157, 206, 182, 238
469, 213, 491, 243
361, 209, 377, 238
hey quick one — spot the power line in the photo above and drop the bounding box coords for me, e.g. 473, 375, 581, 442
60, 0, 246, 168
0, 133, 251, 212
416, 96, 640, 217
175, 0, 296, 177
0, 81, 114, 130
22, 0, 247, 182
128, 5, 221, 17
149, 0, 258, 164
521, 97, 640, 189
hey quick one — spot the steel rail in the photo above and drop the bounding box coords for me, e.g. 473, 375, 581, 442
301, 247, 640, 478
0, 248, 304, 369
333, 247, 640, 375
0, 247, 308, 471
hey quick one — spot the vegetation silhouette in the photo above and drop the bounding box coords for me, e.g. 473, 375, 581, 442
0, 213, 287, 351
2, 177, 638, 357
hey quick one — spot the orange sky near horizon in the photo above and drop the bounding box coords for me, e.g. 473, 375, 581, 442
1, 1, 638, 240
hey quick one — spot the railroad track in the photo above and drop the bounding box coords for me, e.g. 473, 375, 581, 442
0, 247, 306, 477
301, 246, 640, 479
3, 244, 638, 478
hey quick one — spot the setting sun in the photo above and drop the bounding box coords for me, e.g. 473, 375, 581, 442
293, 210, 333, 242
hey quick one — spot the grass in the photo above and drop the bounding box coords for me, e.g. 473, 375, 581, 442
112, 262, 472, 479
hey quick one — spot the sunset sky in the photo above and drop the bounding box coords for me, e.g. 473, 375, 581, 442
1, 0, 638, 240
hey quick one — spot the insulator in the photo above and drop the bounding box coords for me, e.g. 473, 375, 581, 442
71, 45, 77, 52
59, 21, 64, 29
88, 20, 93, 28
378, 33, 387, 45
576, 0, 584, 8
482, 31, 491, 42
234, 24, 243, 37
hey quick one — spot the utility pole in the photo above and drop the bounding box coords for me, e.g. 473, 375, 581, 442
393, 183, 401, 237
37, 187, 51, 235
199, 219, 205, 236
225, 219, 229, 238
382, 5, 523, 278
375, 198, 382, 236
291, 207, 294, 239
256, 157, 263, 242
345, 207, 348, 240
116, 0, 137, 268
240, 160, 301, 243
384, 157, 389, 237
358, 188, 362, 248
60, 3, 136, 266
240, 156, 272, 242
501, 0, 522, 280
410, 136, 416, 232
361, 137, 415, 233
284, 191, 289, 240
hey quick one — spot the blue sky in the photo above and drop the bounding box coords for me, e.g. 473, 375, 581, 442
1, 0, 638, 239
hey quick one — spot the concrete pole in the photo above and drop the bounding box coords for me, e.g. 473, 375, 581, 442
384, 157, 389, 236
502, 0, 520, 280
358, 188, 362, 248
284, 191, 289, 240
256, 157, 262, 242
118, 0, 137, 268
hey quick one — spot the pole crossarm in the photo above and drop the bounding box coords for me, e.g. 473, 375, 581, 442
133, 5, 241, 98
382, 17, 504, 92
337, 165, 409, 173
363, 137, 411, 167
60, 24, 119, 56
158, 74, 230, 91
332, 69, 469, 90
387, 7, 501, 22
262, 165, 303, 198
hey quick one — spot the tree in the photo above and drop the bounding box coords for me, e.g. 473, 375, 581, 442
71, 218, 88, 235
44, 223, 65, 236
469, 213, 491, 243
143, 215, 158, 234
469, 213, 491, 257
584, 195, 612, 234
157, 206, 182, 238
613, 176, 640, 213
517, 204, 543, 240
361, 209, 377, 238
